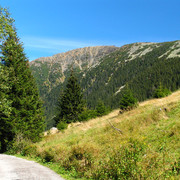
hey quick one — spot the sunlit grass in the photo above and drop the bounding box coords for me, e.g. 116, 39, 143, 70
21, 90, 180, 179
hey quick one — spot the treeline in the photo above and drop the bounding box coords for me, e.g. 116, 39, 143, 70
0, 8, 44, 152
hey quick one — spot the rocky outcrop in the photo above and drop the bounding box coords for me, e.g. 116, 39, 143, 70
30, 46, 119, 72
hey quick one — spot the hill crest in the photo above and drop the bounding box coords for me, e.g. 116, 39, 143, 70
30, 46, 119, 70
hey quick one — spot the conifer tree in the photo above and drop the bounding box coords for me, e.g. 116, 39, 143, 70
0, 7, 44, 151
0, 64, 12, 152
153, 83, 171, 98
96, 100, 108, 116
55, 70, 84, 124
119, 88, 138, 111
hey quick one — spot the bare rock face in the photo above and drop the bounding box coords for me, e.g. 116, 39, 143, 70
30, 46, 119, 72
30, 46, 119, 91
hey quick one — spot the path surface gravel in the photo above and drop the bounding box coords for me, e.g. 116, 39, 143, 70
0, 154, 64, 180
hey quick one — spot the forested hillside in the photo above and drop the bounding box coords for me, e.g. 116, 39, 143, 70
30, 41, 180, 128
82, 41, 180, 108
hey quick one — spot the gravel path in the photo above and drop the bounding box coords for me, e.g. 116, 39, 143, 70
0, 154, 64, 180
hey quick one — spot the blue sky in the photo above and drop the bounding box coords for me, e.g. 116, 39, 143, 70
1, 0, 180, 61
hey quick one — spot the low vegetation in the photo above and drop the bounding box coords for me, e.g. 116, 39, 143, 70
17, 90, 180, 179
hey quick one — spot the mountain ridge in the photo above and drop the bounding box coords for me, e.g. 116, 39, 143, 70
30, 45, 119, 69
30, 46, 119, 93
29, 40, 180, 128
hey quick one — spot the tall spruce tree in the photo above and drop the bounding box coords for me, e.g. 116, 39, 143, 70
0, 7, 44, 151
0, 64, 12, 152
55, 70, 84, 124
119, 88, 138, 111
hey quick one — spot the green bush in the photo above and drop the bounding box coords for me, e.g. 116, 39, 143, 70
62, 145, 94, 177
7, 133, 32, 155
93, 140, 144, 179
78, 102, 110, 122
39, 148, 55, 162
153, 84, 171, 98
78, 109, 97, 122
57, 121, 68, 131
22, 144, 37, 156
88, 109, 98, 119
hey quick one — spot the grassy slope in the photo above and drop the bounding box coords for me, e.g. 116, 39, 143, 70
23, 90, 180, 179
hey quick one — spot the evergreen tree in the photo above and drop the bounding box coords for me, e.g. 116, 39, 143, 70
55, 70, 84, 124
0, 64, 12, 152
0, 7, 15, 42
0, 64, 11, 116
96, 100, 108, 116
153, 83, 171, 98
119, 88, 138, 111
0, 8, 44, 151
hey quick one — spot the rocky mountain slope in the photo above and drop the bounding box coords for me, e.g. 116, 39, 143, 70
30, 41, 180, 128
30, 46, 119, 95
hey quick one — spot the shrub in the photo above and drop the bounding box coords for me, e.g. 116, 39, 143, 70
57, 121, 68, 131
88, 109, 98, 119
22, 144, 37, 156
93, 139, 144, 179
153, 84, 171, 98
62, 145, 94, 177
78, 108, 99, 122
39, 148, 55, 162
7, 133, 32, 154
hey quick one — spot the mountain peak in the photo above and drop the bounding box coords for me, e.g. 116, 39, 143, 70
30, 46, 119, 65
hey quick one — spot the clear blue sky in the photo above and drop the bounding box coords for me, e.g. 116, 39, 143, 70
1, 0, 180, 61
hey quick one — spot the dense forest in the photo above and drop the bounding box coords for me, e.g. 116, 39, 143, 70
82, 42, 180, 108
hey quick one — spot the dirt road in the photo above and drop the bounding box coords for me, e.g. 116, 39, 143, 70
0, 154, 64, 180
